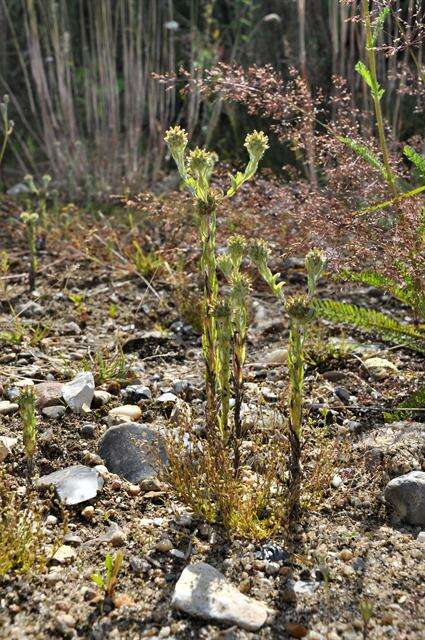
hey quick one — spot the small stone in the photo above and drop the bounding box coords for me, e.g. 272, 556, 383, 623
121, 385, 152, 402
108, 405, 142, 424
172, 562, 272, 631
384, 470, 425, 526
46, 515, 58, 526
81, 506, 95, 520
52, 545, 77, 564
332, 475, 343, 489
339, 549, 353, 561
127, 483, 141, 496
81, 423, 96, 438
263, 348, 288, 365
417, 531, 425, 543
55, 613, 76, 634
42, 405, 66, 419
110, 531, 126, 547
62, 371, 95, 413
281, 587, 297, 604
62, 321, 81, 335
46, 571, 62, 585
363, 356, 398, 380
157, 392, 178, 404
34, 381, 64, 409
175, 513, 193, 527
0, 436, 17, 462
38, 465, 103, 505
334, 386, 351, 404
92, 390, 112, 408
114, 593, 135, 609
156, 538, 173, 552
0, 400, 19, 415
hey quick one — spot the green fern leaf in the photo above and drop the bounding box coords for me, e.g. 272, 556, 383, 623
338, 137, 388, 180
403, 145, 425, 178
338, 269, 419, 310
313, 298, 425, 354
384, 385, 425, 423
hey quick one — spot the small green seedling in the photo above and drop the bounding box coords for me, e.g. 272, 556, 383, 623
91, 552, 124, 601
20, 211, 39, 291
359, 599, 374, 639
18, 386, 38, 482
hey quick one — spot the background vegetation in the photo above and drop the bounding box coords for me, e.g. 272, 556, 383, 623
0, 0, 423, 197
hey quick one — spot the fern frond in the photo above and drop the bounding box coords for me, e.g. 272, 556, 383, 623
404, 145, 425, 178
338, 136, 388, 180
313, 298, 425, 354
338, 269, 420, 310
384, 385, 425, 423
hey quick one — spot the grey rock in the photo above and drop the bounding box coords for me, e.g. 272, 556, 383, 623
98, 422, 167, 483
17, 301, 44, 318
62, 321, 81, 335
81, 423, 96, 438
42, 405, 66, 419
37, 465, 104, 505
157, 392, 178, 404
7, 182, 32, 195
384, 470, 425, 526
172, 562, 272, 631
121, 385, 152, 402
62, 371, 95, 413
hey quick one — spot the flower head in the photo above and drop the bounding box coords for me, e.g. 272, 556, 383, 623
244, 130, 269, 163
230, 272, 252, 300
164, 125, 188, 154
228, 235, 247, 267
285, 294, 313, 323
20, 211, 39, 225
187, 147, 216, 180
249, 238, 271, 267
305, 248, 326, 297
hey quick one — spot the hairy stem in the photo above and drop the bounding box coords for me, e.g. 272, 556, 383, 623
287, 317, 304, 517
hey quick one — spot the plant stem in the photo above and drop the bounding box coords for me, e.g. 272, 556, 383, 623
361, 0, 398, 196
287, 316, 304, 517
216, 301, 232, 440
198, 196, 219, 432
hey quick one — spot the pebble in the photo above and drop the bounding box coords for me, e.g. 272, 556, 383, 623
92, 390, 112, 408
34, 381, 64, 409
108, 404, 142, 424
0, 400, 19, 415
52, 545, 77, 564
384, 470, 425, 526
42, 405, 66, 419
62, 371, 95, 413
55, 613, 76, 634
81, 423, 96, 438
81, 506, 95, 520
110, 530, 126, 547
121, 385, 152, 402
156, 538, 174, 552
157, 392, 178, 404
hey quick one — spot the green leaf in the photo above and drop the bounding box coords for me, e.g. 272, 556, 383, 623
403, 145, 425, 178
104, 554, 113, 575
355, 60, 384, 100
372, 7, 390, 45
384, 385, 425, 423
91, 574, 104, 589
313, 298, 425, 354
338, 137, 388, 180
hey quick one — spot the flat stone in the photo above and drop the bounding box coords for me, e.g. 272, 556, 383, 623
0, 436, 17, 462
42, 405, 66, 419
363, 356, 398, 380
98, 422, 167, 483
157, 392, 178, 404
384, 470, 425, 526
52, 545, 77, 564
37, 465, 104, 505
108, 405, 142, 424
34, 381, 64, 409
0, 400, 19, 415
62, 371, 95, 413
172, 562, 272, 631
263, 348, 288, 365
